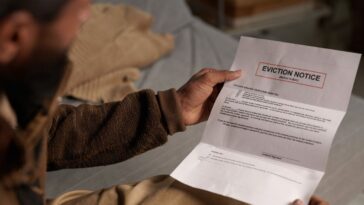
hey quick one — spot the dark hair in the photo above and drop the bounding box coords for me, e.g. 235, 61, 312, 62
0, 0, 68, 22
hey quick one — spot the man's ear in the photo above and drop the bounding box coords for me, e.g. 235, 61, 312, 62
0, 11, 39, 65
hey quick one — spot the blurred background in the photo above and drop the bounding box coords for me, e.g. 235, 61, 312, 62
48, 1, 364, 205
186, 0, 364, 97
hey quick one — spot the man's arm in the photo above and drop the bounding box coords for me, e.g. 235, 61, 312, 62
47, 68, 242, 171
47, 89, 185, 170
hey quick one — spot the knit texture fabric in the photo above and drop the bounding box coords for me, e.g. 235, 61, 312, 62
65, 3, 175, 102
66, 67, 140, 102
47, 89, 185, 170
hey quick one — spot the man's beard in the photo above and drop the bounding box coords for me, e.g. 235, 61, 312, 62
3, 47, 69, 128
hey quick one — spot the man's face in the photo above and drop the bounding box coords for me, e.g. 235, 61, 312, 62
41, 0, 91, 55
0, 0, 90, 82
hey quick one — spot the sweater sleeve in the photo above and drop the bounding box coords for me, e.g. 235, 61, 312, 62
47, 89, 186, 171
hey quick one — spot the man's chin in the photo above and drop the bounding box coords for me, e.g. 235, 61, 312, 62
3, 50, 69, 127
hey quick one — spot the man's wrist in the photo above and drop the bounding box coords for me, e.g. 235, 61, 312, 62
157, 88, 186, 135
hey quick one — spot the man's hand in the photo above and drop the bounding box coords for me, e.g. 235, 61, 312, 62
177, 68, 241, 126
293, 196, 329, 205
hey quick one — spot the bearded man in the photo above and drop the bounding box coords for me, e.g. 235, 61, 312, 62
0, 1, 328, 205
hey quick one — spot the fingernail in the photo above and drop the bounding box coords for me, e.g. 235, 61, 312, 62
233, 70, 241, 76
292, 199, 304, 205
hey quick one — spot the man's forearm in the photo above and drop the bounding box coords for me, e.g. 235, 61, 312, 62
47, 89, 185, 170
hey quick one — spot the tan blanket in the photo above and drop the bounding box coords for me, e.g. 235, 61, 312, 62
66, 3, 175, 102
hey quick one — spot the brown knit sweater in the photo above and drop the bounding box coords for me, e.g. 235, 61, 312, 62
48, 89, 186, 170
0, 66, 186, 205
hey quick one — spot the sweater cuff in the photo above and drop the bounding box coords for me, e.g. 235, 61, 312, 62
157, 88, 186, 135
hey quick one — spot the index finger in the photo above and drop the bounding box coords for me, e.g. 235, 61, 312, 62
310, 196, 329, 205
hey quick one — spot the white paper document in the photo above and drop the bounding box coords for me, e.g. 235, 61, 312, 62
171, 37, 361, 205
